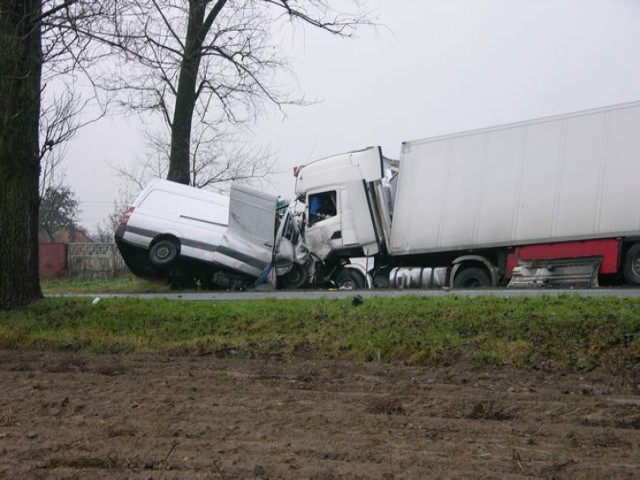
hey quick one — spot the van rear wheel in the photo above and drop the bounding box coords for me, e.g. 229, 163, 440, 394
150, 239, 179, 268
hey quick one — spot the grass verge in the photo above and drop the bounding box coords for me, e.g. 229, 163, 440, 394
1, 295, 638, 373
41, 278, 171, 295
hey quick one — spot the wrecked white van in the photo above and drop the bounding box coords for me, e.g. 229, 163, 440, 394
115, 179, 280, 289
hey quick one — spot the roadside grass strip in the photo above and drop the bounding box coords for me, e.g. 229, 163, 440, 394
1, 295, 638, 373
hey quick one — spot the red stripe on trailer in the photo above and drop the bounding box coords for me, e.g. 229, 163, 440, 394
506, 239, 620, 278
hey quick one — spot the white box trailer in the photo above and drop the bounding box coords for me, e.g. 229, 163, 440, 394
390, 101, 640, 256
293, 100, 640, 289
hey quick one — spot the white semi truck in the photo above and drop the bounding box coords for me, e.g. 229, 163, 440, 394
116, 100, 640, 289
293, 100, 640, 289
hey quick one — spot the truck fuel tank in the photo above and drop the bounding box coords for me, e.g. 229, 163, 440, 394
388, 267, 447, 289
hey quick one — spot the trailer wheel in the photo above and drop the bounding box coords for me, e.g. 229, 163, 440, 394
453, 267, 491, 289
280, 263, 309, 289
335, 269, 366, 290
623, 243, 640, 285
149, 238, 179, 268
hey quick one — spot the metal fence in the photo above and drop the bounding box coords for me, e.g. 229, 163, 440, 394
67, 243, 130, 279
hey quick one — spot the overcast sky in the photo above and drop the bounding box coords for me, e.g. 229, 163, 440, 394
63, 0, 640, 231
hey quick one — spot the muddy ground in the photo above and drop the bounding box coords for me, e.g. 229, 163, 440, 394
0, 350, 638, 479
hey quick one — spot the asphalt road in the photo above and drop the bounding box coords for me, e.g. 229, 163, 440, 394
66, 287, 640, 302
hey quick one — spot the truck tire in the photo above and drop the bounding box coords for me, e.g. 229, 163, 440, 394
453, 267, 491, 289
335, 269, 366, 290
623, 243, 640, 285
149, 239, 179, 268
280, 263, 309, 289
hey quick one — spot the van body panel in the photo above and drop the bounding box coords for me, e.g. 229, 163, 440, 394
210, 184, 278, 277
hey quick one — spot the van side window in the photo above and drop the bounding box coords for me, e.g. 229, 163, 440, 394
309, 191, 337, 225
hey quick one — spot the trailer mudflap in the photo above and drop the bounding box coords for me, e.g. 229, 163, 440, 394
507, 256, 602, 289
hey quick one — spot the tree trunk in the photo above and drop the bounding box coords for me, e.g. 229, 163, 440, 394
0, 0, 44, 309
167, 0, 206, 185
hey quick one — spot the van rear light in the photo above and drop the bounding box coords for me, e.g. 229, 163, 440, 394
121, 207, 135, 225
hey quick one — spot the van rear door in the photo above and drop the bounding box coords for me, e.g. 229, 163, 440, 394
211, 184, 278, 277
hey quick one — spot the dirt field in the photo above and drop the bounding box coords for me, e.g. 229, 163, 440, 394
0, 350, 638, 479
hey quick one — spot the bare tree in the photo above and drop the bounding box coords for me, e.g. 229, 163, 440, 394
91, 186, 133, 242
39, 84, 107, 195
1, 0, 46, 310
0, 0, 371, 310
94, 0, 373, 185
114, 122, 275, 194
110, 149, 168, 193
0, 0, 113, 310
38, 0, 112, 195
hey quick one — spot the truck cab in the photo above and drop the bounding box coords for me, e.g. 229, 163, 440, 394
295, 147, 390, 262
293, 147, 399, 288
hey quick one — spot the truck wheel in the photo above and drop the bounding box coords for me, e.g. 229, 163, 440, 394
149, 239, 179, 268
281, 263, 309, 289
335, 269, 366, 290
623, 243, 640, 285
453, 267, 491, 289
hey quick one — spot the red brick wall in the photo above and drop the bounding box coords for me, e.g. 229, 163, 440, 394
39, 243, 67, 279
